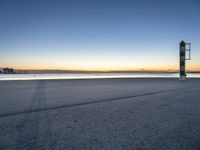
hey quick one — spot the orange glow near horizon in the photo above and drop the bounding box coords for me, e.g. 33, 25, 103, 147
1, 63, 199, 72
1, 55, 199, 72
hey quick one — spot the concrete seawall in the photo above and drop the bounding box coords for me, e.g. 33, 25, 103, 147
0, 78, 200, 149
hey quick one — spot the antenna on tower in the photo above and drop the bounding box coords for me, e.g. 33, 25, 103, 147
185, 43, 191, 60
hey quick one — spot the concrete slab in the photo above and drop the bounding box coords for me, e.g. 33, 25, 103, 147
0, 78, 200, 149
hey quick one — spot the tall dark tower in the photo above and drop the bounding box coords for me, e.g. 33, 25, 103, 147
179, 41, 186, 80
179, 40, 191, 81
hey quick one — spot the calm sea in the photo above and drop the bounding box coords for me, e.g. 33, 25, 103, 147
0, 73, 200, 81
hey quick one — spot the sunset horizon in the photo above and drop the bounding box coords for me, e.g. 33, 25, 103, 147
1, 1, 199, 72
1, 1, 200, 149
1, 64, 200, 72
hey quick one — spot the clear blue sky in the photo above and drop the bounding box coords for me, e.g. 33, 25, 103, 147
0, 0, 200, 71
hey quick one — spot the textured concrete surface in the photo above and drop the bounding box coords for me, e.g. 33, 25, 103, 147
0, 78, 200, 150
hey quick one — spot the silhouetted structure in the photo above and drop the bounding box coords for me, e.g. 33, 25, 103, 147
2, 68, 15, 74
179, 41, 191, 81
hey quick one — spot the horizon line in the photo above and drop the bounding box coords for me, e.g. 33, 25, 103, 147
1, 67, 200, 73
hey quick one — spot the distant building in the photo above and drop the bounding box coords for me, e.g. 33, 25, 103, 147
2, 68, 15, 74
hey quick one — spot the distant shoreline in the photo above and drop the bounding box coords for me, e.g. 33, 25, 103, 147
1, 67, 200, 74
1, 69, 200, 74
9, 71, 200, 74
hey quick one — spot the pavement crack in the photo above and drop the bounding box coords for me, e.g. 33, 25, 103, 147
0, 87, 195, 118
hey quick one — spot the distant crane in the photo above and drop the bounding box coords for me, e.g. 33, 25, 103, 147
179, 40, 191, 81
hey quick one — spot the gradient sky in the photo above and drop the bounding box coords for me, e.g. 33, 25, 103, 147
0, 0, 200, 71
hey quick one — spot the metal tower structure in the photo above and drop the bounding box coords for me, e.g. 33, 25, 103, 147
179, 40, 191, 81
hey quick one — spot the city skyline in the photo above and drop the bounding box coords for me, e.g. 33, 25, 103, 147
0, 0, 200, 71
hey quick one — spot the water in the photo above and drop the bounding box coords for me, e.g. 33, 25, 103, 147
0, 73, 200, 81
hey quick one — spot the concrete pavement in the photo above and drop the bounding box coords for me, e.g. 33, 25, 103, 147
0, 78, 200, 150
